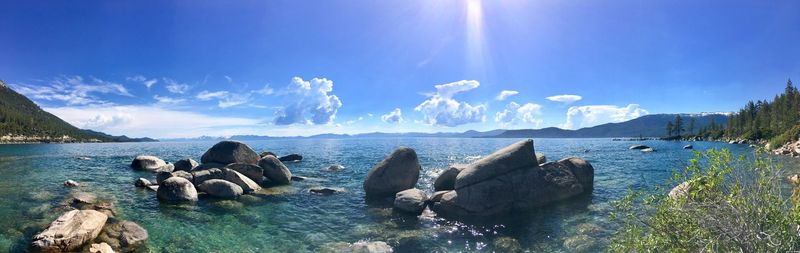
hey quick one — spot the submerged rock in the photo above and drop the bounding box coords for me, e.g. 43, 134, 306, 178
173, 158, 199, 172
130, 155, 168, 172
433, 165, 466, 192
156, 177, 198, 203
63, 180, 80, 187
363, 147, 421, 198
563, 234, 597, 253
201, 141, 260, 165
258, 156, 292, 185
393, 188, 428, 215
430, 139, 592, 219
197, 179, 243, 199
493, 237, 523, 253
309, 187, 345, 195
326, 164, 346, 172
278, 154, 303, 162
327, 241, 394, 253
30, 210, 108, 252
96, 220, 148, 253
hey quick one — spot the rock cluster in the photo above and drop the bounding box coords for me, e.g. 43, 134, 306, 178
772, 139, 800, 157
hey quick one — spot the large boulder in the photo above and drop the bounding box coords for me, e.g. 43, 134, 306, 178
393, 188, 428, 215
96, 220, 148, 253
156, 171, 173, 185
558, 157, 594, 190
278, 154, 303, 162
156, 177, 198, 203
258, 156, 292, 185
197, 179, 243, 199
430, 139, 592, 219
193, 162, 228, 171
171, 170, 194, 182
130, 156, 168, 172
191, 168, 224, 185
433, 165, 466, 191
30, 210, 108, 252
225, 163, 264, 183
363, 147, 421, 198
200, 141, 260, 165
173, 158, 199, 172
222, 168, 261, 192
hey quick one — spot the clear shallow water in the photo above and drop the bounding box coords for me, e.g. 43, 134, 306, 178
0, 138, 773, 252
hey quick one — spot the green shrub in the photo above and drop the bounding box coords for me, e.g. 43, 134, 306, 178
769, 125, 800, 149
609, 149, 800, 252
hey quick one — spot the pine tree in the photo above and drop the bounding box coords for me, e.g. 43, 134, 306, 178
666, 121, 674, 137
688, 118, 696, 135
674, 115, 684, 136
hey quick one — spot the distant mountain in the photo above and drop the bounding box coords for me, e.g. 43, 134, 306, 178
0, 80, 156, 143
489, 113, 729, 138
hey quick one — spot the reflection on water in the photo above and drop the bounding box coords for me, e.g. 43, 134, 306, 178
0, 138, 762, 252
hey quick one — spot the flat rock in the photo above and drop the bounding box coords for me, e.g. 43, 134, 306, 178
30, 210, 108, 252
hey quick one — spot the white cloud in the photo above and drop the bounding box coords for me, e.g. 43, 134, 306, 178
126, 75, 157, 89
218, 93, 250, 108
381, 108, 403, 124
254, 84, 274, 95
196, 90, 229, 100
163, 78, 190, 94
44, 105, 263, 138
414, 80, 486, 127
495, 90, 519, 101
495, 102, 543, 127
153, 95, 185, 104
562, 104, 648, 129
12, 76, 133, 106
274, 77, 342, 125
546, 94, 583, 103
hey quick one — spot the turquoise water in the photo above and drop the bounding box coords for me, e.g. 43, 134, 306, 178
0, 138, 770, 252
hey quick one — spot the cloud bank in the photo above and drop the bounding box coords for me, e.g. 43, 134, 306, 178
274, 77, 342, 125
562, 104, 648, 129
12, 76, 132, 106
415, 80, 486, 127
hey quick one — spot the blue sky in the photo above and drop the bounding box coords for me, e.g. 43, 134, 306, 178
1, 0, 799, 138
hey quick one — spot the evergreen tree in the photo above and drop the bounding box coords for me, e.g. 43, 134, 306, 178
674, 115, 684, 136
666, 121, 674, 137
688, 117, 696, 135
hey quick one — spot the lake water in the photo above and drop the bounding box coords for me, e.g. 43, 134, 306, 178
0, 138, 776, 252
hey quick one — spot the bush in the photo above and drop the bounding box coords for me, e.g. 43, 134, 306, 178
769, 125, 800, 149
609, 149, 800, 252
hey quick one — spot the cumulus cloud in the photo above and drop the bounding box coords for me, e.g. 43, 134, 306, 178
381, 108, 403, 124
495, 90, 519, 101
12, 76, 133, 106
546, 94, 582, 103
414, 80, 486, 127
274, 77, 342, 125
562, 104, 648, 129
44, 105, 262, 138
126, 75, 157, 89
495, 102, 543, 127
163, 78, 190, 94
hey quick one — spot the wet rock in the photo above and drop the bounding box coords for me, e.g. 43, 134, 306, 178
225, 163, 264, 183
156, 171, 173, 185
156, 177, 198, 203
363, 147, 421, 198
222, 168, 261, 193
30, 210, 108, 252
89, 242, 114, 253
393, 188, 428, 215
191, 168, 224, 185
309, 187, 345, 195
258, 156, 292, 185
173, 158, 199, 172
326, 164, 346, 172
63, 180, 80, 187
683, 144, 693, 149
433, 165, 465, 191
96, 220, 148, 253
563, 234, 596, 253
430, 139, 591, 219
558, 157, 594, 190
134, 178, 151, 188
130, 155, 168, 172
197, 179, 243, 199
641, 147, 655, 152
145, 185, 158, 192
260, 151, 276, 158
200, 140, 260, 165
278, 154, 303, 162
629, 145, 649, 150
535, 152, 547, 164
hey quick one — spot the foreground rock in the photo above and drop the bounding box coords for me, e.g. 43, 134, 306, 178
173, 158, 199, 172
30, 210, 108, 252
363, 147, 421, 198
393, 188, 428, 215
89, 243, 114, 253
156, 177, 198, 203
222, 168, 261, 192
197, 179, 243, 199
201, 141, 260, 165
433, 165, 466, 191
130, 156, 169, 172
96, 220, 148, 253
258, 156, 292, 185
430, 139, 593, 219
278, 154, 303, 162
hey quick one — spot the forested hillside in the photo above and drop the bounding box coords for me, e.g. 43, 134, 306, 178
723, 79, 800, 147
